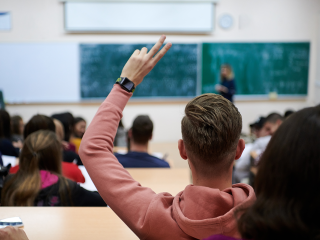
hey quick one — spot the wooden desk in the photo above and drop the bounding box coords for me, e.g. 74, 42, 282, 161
127, 168, 191, 195
0, 208, 138, 240
80, 167, 191, 196
2, 169, 191, 240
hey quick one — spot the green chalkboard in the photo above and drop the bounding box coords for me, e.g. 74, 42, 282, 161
80, 44, 198, 99
201, 43, 310, 95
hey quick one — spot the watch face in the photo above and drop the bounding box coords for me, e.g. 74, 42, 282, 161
120, 77, 135, 92
219, 14, 233, 29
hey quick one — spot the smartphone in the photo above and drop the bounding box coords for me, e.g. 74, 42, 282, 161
0, 217, 23, 228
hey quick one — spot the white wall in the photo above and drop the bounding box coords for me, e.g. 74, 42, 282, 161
1, 0, 320, 142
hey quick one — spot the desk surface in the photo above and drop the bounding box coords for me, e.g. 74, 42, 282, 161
1, 208, 139, 240
80, 167, 191, 196
2, 168, 192, 240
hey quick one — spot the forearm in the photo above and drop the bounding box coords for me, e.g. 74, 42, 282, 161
79, 84, 156, 237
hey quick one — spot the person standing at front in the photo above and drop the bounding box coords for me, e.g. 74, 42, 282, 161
215, 64, 236, 103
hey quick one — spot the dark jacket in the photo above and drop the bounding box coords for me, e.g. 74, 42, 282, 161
35, 179, 106, 206
220, 79, 236, 103
0, 139, 19, 158
114, 151, 170, 168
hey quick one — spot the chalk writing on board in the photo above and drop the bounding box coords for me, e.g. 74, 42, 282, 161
80, 44, 198, 99
201, 43, 310, 95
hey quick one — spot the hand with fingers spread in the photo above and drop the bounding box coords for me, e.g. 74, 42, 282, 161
120, 35, 172, 87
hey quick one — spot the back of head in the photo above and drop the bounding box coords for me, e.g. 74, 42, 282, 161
11, 115, 23, 136
0, 109, 11, 139
181, 93, 242, 177
264, 112, 284, 124
2, 130, 62, 206
263, 112, 284, 136
24, 114, 55, 139
131, 115, 153, 145
51, 112, 74, 141
21, 130, 62, 174
238, 105, 320, 240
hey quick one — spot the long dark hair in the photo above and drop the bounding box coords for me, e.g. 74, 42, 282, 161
11, 115, 23, 136
1, 130, 71, 206
237, 105, 320, 240
51, 112, 74, 142
24, 115, 55, 139
0, 109, 11, 139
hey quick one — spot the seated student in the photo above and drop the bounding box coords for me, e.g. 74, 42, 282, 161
79, 36, 255, 239
2, 130, 106, 206
54, 119, 83, 166
0, 110, 19, 158
70, 117, 86, 153
51, 112, 76, 152
261, 112, 284, 136
10, 114, 85, 183
11, 115, 24, 148
114, 115, 170, 168
234, 117, 269, 183
250, 112, 284, 166
205, 105, 320, 240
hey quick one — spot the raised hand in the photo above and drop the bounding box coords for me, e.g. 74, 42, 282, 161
120, 35, 172, 87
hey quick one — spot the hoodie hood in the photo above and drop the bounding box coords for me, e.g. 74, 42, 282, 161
172, 183, 255, 239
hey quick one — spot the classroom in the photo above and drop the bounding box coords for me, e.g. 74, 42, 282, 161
0, 0, 320, 239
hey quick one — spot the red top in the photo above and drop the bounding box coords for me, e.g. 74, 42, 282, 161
10, 162, 85, 183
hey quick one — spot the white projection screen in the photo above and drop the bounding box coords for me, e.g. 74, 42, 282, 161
64, 2, 214, 33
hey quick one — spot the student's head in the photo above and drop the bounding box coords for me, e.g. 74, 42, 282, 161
73, 117, 86, 139
180, 93, 244, 178
11, 115, 24, 136
130, 115, 153, 145
24, 114, 55, 139
51, 112, 74, 142
249, 117, 268, 138
220, 64, 234, 80
238, 105, 320, 240
1, 130, 63, 206
0, 109, 11, 139
262, 113, 284, 136
21, 130, 62, 174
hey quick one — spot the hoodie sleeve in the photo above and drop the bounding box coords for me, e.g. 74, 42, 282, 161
79, 84, 164, 238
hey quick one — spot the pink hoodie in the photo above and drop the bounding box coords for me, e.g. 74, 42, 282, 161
79, 85, 256, 240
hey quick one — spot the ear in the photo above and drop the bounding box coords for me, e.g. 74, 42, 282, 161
178, 139, 188, 160
235, 139, 245, 160
128, 129, 132, 139
276, 119, 282, 126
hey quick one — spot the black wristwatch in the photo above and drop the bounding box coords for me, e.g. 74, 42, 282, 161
115, 77, 135, 93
